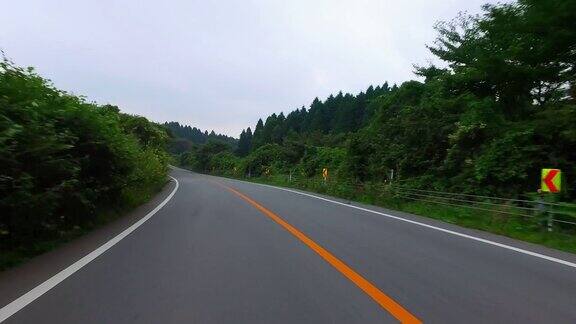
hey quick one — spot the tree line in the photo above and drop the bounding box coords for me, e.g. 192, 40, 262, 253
164, 121, 237, 155
235, 84, 392, 157
176, 0, 576, 200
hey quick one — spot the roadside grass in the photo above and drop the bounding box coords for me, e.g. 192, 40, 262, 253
398, 201, 576, 254
224, 173, 576, 255
0, 179, 168, 271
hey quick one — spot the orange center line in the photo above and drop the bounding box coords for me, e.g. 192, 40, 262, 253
215, 181, 421, 324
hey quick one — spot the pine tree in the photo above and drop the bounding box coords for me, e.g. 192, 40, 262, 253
236, 127, 253, 156
251, 119, 265, 150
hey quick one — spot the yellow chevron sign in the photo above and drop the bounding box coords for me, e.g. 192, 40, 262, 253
541, 168, 561, 193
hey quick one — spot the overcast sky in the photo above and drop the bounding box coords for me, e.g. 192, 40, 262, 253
1, 0, 503, 137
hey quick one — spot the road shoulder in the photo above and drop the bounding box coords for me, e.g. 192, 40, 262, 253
0, 178, 177, 308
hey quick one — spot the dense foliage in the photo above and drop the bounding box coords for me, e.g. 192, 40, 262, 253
164, 121, 236, 155
0, 59, 170, 250
178, 0, 576, 200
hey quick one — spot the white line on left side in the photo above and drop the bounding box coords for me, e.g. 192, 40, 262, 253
0, 176, 180, 323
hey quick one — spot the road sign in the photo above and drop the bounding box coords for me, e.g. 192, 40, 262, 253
322, 168, 328, 181
541, 168, 561, 193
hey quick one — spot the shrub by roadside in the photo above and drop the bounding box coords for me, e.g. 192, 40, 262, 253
0, 59, 169, 270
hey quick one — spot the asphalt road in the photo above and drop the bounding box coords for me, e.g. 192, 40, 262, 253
2, 167, 576, 323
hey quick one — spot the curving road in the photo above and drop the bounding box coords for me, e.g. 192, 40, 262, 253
1, 167, 576, 323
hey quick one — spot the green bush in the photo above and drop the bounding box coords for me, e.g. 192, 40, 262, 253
0, 59, 169, 251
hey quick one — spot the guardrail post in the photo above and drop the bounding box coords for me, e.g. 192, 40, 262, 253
536, 189, 555, 232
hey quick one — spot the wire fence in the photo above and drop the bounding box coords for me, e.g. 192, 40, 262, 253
229, 171, 576, 230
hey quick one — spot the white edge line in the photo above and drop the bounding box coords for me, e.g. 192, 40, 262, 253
0, 176, 180, 322
240, 180, 576, 270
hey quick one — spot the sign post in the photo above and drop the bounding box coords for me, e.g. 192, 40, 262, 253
322, 168, 329, 182
539, 168, 561, 232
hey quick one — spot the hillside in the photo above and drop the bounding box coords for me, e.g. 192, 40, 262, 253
164, 121, 237, 154
177, 0, 576, 201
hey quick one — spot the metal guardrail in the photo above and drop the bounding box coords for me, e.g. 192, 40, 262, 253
232, 172, 576, 229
